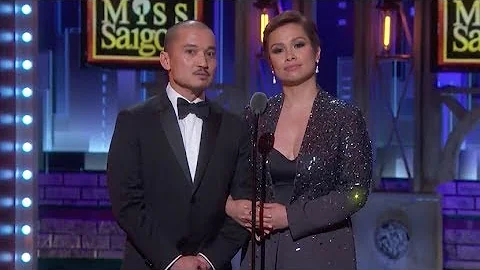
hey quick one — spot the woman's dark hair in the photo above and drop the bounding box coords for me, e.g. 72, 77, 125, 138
263, 10, 320, 57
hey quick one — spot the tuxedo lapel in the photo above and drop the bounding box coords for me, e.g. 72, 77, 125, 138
192, 108, 221, 194
154, 94, 193, 187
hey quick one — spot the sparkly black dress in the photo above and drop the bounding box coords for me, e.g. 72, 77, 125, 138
240, 90, 372, 270
269, 148, 296, 206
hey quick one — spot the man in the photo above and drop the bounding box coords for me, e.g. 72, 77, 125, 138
107, 21, 250, 270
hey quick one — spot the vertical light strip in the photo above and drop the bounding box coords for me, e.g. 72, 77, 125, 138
101, 72, 108, 152
213, 0, 223, 84
382, 13, 392, 51
260, 9, 269, 44
219, 0, 223, 84
14, 0, 37, 269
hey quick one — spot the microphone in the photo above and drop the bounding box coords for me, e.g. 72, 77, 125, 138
249, 92, 268, 115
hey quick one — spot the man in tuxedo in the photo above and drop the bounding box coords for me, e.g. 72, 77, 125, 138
107, 21, 250, 270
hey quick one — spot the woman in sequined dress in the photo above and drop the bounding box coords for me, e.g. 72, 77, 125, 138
225, 10, 372, 270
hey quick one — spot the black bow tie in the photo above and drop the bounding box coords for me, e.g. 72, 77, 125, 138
177, 98, 210, 120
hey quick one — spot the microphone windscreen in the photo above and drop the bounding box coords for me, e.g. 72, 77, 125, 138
249, 92, 268, 115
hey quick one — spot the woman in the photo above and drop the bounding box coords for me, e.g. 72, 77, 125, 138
226, 10, 372, 270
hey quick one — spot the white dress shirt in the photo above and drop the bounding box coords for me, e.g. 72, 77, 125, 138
164, 83, 215, 270
166, 83, 203, 181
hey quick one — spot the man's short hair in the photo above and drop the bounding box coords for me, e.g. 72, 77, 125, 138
163, 20, 212, 52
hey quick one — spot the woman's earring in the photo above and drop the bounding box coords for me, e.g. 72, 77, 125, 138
272, 70, 276, 84
315, 60, 319, 74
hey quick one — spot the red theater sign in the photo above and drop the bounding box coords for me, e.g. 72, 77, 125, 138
436, 0, 480, 70
84, 0, 203, 68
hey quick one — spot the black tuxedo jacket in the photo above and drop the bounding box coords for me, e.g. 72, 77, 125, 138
107, 90, 250, 270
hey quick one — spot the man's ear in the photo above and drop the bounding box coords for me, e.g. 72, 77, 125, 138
160, 51, 171, 71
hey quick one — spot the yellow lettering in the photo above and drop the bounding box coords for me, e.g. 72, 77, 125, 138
100, 23, 116, 49
134, 1, 147, 26
453, 24, 470, 52
155, 29, 167, 51
96, 1, 198, 57
153, 3, 167, 26
102, 0, 130, 25
116, 27, 130, 49
130, 28, 139, 49
468, 29, 480, 52
453, 0, 480, 27
136, 15, 147, 26
139, 29, 156, 57
174, 3, 188, 23
99, 25, 167, 55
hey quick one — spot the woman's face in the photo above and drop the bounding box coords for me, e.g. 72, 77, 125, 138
267, 23, 320, 86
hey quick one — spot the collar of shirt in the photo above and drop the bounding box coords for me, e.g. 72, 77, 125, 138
165, 83, 204, 119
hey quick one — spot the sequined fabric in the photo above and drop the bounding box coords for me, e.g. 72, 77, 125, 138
242, 89, 373, 270
245, 89, 372, 205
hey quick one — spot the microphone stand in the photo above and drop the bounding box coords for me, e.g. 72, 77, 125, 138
248, 92, 268, 270
259, 151, 265, 270
250, 114, 258, 270
257, 133, 274, 270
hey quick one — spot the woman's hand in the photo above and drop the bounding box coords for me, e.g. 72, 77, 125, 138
256, 203, 289, 232
225, 195, 253, 229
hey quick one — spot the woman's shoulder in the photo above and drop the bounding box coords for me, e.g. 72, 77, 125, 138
317, 90, 364, 121
263, 93, 283, 114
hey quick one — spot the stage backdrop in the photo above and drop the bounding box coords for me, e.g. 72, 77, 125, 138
83, 0, 203, 68
433, 0, 480, 71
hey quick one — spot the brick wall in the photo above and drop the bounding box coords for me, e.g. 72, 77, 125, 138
38, 219, 125, 259
38, 173, 480, 269
437, 181, 480, 269
38, 173, 124, 259
39, 173, 110, 207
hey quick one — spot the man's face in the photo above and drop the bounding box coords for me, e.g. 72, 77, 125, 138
160, 27, 216, 94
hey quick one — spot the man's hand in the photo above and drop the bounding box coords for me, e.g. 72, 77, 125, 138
225, 195, 252, 229
171, 256, 206, 270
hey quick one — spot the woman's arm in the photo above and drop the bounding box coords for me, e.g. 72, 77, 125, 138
286, 106, 372, 241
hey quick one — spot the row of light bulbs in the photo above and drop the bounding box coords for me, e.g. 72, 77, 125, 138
18, 2, 33, 265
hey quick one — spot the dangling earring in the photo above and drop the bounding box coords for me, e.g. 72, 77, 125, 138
272, 70, 276, 84
315, 60, 319, 74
